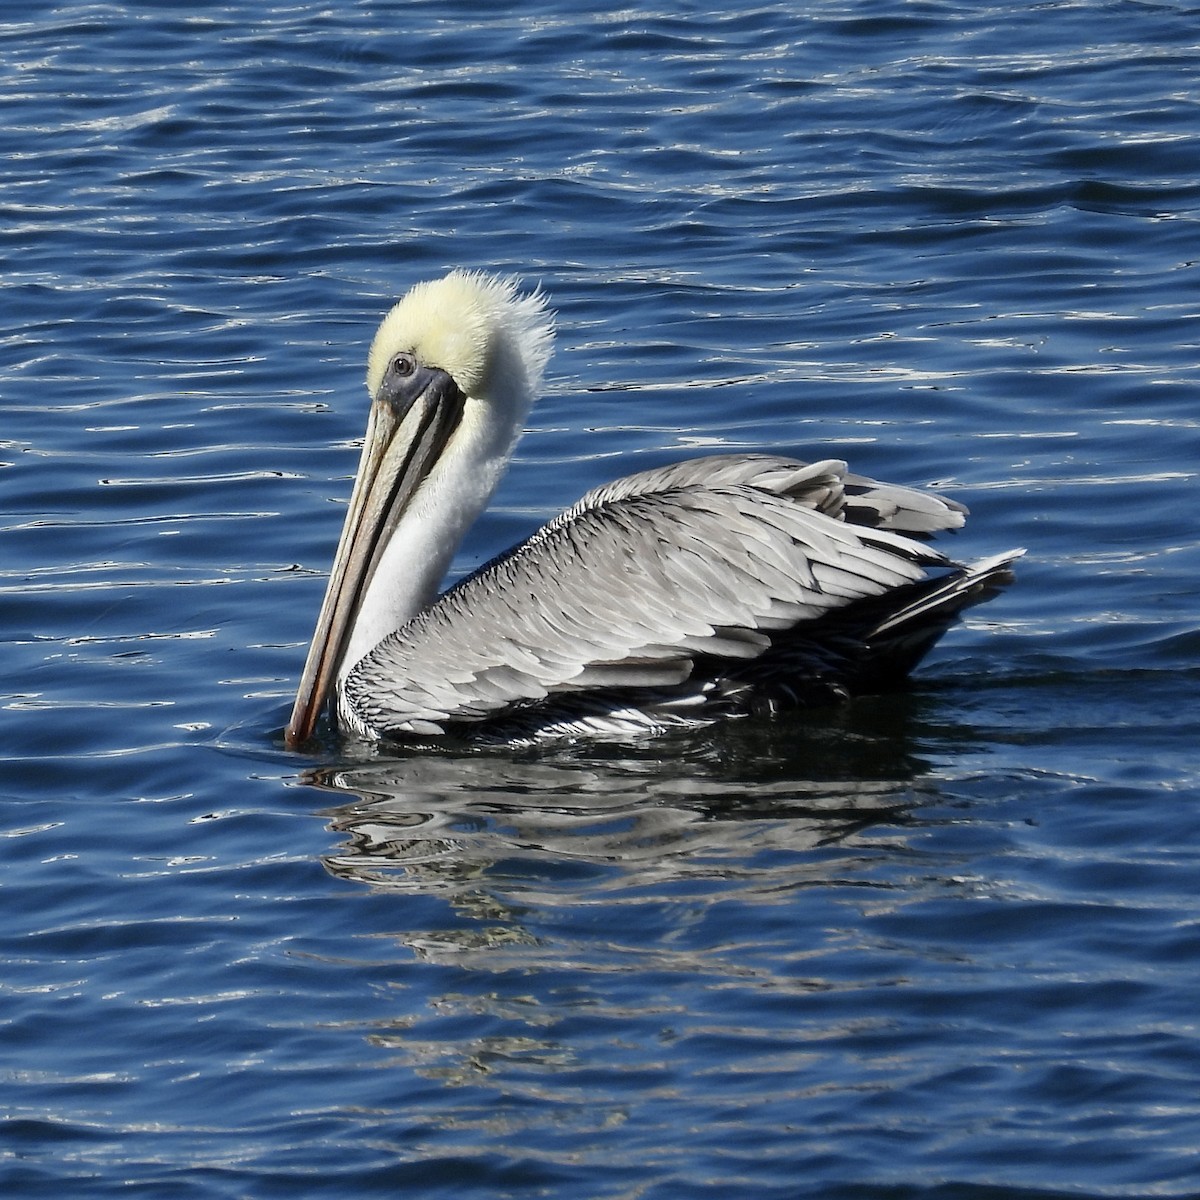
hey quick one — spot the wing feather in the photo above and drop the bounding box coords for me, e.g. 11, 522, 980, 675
344, 455, 956, 736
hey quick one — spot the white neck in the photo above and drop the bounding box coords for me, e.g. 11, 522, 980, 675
337, 400, 523, 684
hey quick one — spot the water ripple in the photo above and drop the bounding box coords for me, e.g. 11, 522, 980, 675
4, 1, 1200, 1197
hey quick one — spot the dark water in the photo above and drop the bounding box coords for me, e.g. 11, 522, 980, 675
4, 2, 1200, 1196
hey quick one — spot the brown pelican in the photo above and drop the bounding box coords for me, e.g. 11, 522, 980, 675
285, 270, 1021, 747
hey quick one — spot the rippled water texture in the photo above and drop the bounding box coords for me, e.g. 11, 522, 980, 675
3, 2, 1200, 1197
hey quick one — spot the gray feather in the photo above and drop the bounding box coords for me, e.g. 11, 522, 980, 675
341, 453, 1017, 740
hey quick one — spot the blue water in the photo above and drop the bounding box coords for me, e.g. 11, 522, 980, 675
4, 2, 1200, 1196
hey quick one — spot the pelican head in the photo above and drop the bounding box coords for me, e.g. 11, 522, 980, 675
285, 271, 554, 746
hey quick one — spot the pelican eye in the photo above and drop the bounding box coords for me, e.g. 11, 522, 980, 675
390, 352, 417, 378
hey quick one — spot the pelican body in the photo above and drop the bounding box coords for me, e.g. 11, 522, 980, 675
286, 272, 1020, 747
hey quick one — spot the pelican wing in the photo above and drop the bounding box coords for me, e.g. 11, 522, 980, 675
343, 455, 960, 737
528, 454, 966, 542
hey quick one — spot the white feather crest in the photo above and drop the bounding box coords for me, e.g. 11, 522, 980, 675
365, 270, 555, 407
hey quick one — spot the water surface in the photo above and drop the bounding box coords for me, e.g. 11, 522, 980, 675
3, 2, 1200, 1196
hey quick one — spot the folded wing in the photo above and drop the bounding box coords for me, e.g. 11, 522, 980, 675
344, 455, 977, 737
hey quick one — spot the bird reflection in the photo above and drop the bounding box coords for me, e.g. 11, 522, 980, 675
304, 702, 941, 903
